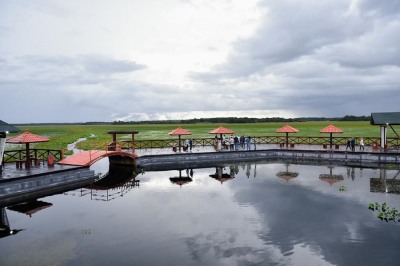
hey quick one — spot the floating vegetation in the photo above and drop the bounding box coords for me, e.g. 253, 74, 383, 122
386, 164, 399, 170
368, 202, 400, 222
339, 185, 347, 191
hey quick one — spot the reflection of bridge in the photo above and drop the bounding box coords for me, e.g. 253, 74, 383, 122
59, 150, 138, 166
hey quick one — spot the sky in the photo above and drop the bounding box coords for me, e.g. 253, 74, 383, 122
1, 0, 399, 123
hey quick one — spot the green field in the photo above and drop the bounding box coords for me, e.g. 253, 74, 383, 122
6, 121, 399, 153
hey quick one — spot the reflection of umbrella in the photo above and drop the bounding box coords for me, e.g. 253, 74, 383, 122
169, 169, 192, 187
6, 130, 49, 167
7, 200, 52, 217
209, 126, 235, 140
169, 127, 191, 152
319, 166, 343, 185
320, 124, 343, 149
276, 163, 299, 182
209, 167, 234, 184
276, 124, 299, 147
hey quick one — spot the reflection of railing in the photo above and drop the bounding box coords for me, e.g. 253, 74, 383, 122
3, 149, 63, 163
64, 178, 139, 201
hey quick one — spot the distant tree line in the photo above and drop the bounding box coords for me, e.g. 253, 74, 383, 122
14, 115, 370, 126
111, 115, 370, 125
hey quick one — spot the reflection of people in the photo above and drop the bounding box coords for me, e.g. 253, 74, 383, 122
246, 163, 251, 178
359, 138, 364, 151
190, 169, 194, 177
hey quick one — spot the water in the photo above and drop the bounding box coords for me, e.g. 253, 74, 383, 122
1, 159, 400, 266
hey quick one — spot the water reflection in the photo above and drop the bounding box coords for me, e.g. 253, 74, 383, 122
319, 165, 344, 186
276, 163, 299, 182
7, 200, 52, 217
0, 208, 24, 239
1, 161, 400, 265
370, 168, 400, 194
67, 164, 140, 201
170, 169, 193, 187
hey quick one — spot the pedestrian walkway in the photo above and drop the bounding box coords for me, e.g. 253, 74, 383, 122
134, 143, 374, 156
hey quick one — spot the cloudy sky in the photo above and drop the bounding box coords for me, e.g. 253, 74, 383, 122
1, 0, 399, 123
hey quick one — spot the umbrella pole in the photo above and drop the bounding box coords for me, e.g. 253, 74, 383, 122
178, 135, 181, 152
286, 133, 289, 148
330, 133, 333, 149
25, 143, 30, 168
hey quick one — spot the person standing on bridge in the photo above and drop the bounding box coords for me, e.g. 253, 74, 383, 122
246, 136, 252, 151
359, 138, 365, 151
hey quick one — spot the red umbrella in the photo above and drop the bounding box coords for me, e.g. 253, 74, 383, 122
6, 130, 49, 167
276, 124, 299, 147
169, 127, 191, 152
320, 124, 344, 149
209, 126, 235, 139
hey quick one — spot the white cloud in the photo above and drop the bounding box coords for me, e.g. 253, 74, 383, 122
0, 0, 399, 123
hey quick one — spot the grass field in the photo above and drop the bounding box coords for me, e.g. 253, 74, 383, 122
6, 121, 399, 152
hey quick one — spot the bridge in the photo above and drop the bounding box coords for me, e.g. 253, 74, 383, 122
58, 150, 138, 166
59, 130, 139, 167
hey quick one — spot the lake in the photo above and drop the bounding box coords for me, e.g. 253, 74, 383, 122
1, 159, 400, 266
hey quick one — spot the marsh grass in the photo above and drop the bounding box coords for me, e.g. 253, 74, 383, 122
6, 121, 399, 152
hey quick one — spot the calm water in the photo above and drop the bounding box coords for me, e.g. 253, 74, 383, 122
1, 159, 400, 266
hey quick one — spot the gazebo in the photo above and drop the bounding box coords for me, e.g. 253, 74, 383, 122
169, 127, 191, 152
370, 112, 400, 148
276, 124, 299, 148
0, 120, 20, 171
320, 124, 344, 149
6, 130, 50, 168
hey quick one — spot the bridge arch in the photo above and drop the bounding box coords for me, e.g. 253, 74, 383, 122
59, 150, 138, 167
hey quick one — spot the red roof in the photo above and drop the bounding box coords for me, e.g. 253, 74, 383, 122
169, 127, 191, 135
6, 130, 50, 143
319, 124, 344, 133
276, 124, 299, 133
209, 126, 234, 134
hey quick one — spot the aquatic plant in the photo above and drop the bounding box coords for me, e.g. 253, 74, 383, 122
369, 202, 400, 222
339, 185, 347, 191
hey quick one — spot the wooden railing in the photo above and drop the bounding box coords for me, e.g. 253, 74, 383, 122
3, 149, 63, 163
119, 136, 399, 149
3, 136, 398, 164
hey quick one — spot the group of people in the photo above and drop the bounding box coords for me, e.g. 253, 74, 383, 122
346, 137, 365, 151
214, 135, 255, 151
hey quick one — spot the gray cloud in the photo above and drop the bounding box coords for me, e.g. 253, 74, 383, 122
1, 0, 399, 123
190, 0, 400, 117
